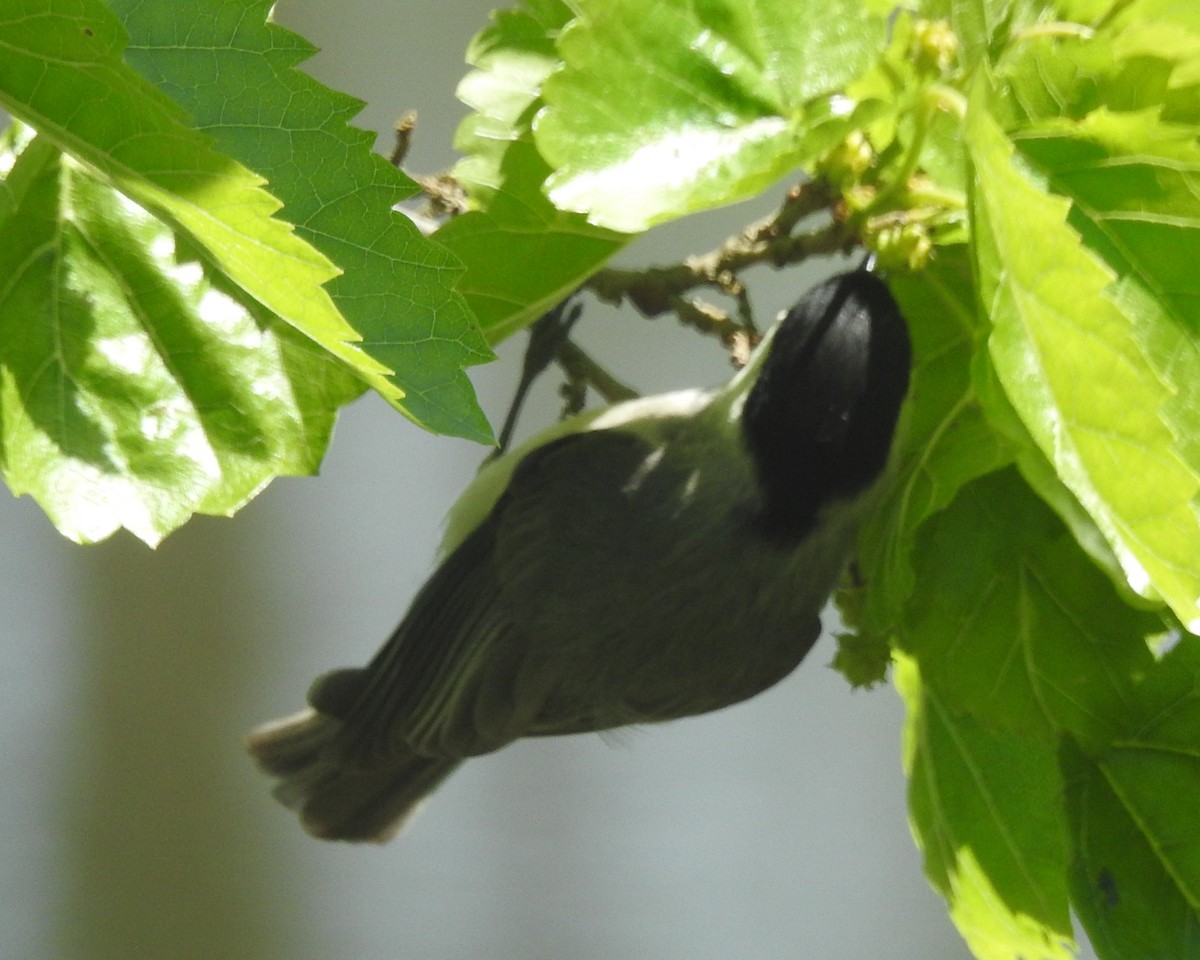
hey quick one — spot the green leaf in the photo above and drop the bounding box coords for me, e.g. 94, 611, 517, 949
0, 140, 361, 544
994, 3, 1199, 128
452, 0, 575, 208
434, 159, 624, 343
900, 468, 1160, 743
966, 94, 1200, 631
535, 0, 886, 231
1064, 642, 1200, 959
830, 628, 890, 688
984, 390, 1148, 604
896, 653, 1075, 960
110, 0, 494, 440
437, 0, 624, 342
941, 0, 1020, 67
1052, 0, 1123, 21
1107, 0, 1200, 89
1065, 742, 1200, 960
1011, 109, 1200, 478
851, 248, 1010, 636
0, 0, 403, 425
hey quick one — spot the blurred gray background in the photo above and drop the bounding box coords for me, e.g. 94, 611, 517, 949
0, 1, 979, 957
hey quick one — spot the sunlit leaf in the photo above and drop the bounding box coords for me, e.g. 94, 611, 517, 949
112, 0, 494, 439
437, 0, 624, 342
896, 654, 1075, 960
0, 0, 398, 420
0, 141, 361, 543
1011, 108, 1200, 477
1107, 0, 1200, 88
967, 95, 1200, 632
536, 0, 886, 231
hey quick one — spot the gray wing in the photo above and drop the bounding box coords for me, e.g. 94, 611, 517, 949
323, 421, 822, 760
322, 513, 511, 761
322, 429, 660, 762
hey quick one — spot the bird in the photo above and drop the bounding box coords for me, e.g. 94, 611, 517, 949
246, 266, 912, 843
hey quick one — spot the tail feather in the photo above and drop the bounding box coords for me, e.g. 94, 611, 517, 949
246, 708, 459, 843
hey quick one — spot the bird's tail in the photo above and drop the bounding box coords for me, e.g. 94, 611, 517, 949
246, 708, 459, 843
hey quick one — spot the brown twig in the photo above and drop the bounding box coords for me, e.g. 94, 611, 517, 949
493, 181, 854, 440
389, 113, 470, 222
413, 174, 469, 219
584, 181, 854, 357
389, 112, 418, 168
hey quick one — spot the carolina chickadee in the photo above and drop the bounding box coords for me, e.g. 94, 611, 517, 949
247, 268, 911, 842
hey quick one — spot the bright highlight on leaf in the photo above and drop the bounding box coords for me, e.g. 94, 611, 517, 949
0, 140, 361, 544
114, 0, 495, 440
967, 95, 1200, 632
1011, 108, 1200, 481
0, 0, 500, 542
535, 0, 886, 231
0, 0, 391, 409
437, 0, 625, 342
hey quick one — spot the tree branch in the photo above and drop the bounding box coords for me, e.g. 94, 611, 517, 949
584, 180, 855, 351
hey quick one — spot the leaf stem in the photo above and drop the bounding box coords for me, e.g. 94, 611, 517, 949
1013, 21, 1095, 42
869, 89, 937, 212
928, 84, 967, 120
905, 181, 967, 211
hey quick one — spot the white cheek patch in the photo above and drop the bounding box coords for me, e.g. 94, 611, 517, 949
621, 447, 666, 496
